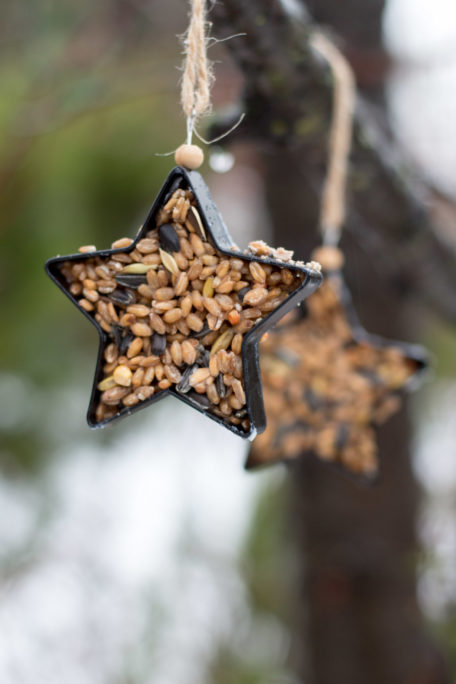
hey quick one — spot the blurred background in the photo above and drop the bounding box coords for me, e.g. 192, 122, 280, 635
1, 0, 456, 682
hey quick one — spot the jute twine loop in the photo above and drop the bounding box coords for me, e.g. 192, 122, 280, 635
310, 33, 356, 246
181, 0, 214, 144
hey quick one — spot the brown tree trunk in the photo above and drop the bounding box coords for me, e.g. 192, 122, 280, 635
265, 149, 448, 684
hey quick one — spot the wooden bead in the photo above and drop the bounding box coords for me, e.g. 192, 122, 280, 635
175, 144, 204, 170
311, 245, 344, 272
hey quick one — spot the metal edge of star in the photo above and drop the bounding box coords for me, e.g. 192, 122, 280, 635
245, 268, 430, 479
45, 166, 323, 440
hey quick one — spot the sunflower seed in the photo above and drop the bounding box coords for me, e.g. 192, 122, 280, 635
176, 364, 199, 394
158, 223, 181, 253
190, 321, 211, 338
216, 373, 226, 399
115, 273, 148, 288
186, 390, 210, 410
117, 331, 134, 355
151, 332, 167, 356
237, 286, 250, 303
197, 350, 210, 367
109, 289, 135, 306
186, 206, 206, 240
110, 324, 122, 348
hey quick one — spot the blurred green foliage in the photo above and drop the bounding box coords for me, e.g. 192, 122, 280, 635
0, 0, 186, 471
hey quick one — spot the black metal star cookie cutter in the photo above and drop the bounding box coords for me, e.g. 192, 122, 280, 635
45, 166, 322, 439
332, 270, 430, 388
246, 268, 430, 482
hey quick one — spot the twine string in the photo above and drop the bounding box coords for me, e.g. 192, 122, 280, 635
310, 33, 356, 246
181, 0, 213, 144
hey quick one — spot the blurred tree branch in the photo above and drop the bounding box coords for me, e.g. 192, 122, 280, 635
211, 0, 456, 324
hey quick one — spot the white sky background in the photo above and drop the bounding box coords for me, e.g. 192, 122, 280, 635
384, 0, 456, 197
384, 0, 456, 620
1, 2, 456, 683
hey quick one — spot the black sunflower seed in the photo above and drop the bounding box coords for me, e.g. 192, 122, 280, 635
108, 289, 135, 306
186, 390, 210, 410
197, 349, 210, 367
237, 286, 250, 303
111, 324, 123, 348
115, 274, 148, 288
336, 423, 349, 451
216, 373, 226, 398
190, 322, 211, 339
158, 223, 180, 253
151, 332, 167, 356
162, 178, 183, 204
176, 364, 199, 394
119, 331, 135, 355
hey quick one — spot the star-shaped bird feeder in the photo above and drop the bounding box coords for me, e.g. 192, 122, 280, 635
46, 167, 322, 439
247, 257, 428, 477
